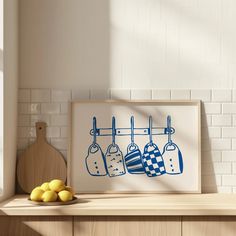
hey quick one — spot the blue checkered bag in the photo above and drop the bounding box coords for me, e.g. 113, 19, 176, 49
142, 142, 166, 177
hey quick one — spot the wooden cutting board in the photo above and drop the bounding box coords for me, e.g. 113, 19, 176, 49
17, 122, 67, 193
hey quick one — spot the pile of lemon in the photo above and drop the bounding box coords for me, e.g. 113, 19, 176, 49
30, 179, 75, 202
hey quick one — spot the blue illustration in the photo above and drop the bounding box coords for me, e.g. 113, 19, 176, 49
85, 115, 183, 178
142, 116, 166, 177
85, 117, 107, 176
105, 117, 126, 177
124, 116, 145, 174
162, 116, 183, 175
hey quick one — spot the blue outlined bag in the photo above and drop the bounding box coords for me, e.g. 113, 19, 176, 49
124, 116, 145, 174
162, 142, 183, 174
85, 117, 107, 176
125, 143, 145, 174
105, 143, 126, 177
85, 143, 107, 176
105, 117, 126, 177
162, 115, 183, 174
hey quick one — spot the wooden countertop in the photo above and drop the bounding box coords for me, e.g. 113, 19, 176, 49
0, 194, 236, 216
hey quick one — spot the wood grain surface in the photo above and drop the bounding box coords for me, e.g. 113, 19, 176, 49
17, 122, 67, 193
74, 216, 181, 236
1, 194, 236, 216
0, 216, 72, 236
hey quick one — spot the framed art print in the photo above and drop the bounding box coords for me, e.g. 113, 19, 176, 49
69, 100, 201, 193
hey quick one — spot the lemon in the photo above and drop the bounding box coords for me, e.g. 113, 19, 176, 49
65, 186, 75, 196
58, 190, 73, 202
41, 182, 50, 191
42, 190, 58, 202
32, 186, 42, 191
49, 179, 65, 192
30, 188, 44, 201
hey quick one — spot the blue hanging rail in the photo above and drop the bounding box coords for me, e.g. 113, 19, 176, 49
90, 116, 175, 137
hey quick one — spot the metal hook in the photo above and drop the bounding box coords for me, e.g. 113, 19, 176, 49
149, 116, 153, 144
112, 116, 116, 146
167, 115, 172, 143
93, 117, 97, 145
130, 116, 134, 145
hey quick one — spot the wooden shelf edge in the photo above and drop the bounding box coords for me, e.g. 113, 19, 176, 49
1, 194, 236, 216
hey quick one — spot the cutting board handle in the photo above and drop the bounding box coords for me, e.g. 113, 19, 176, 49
36, 122, 47, 141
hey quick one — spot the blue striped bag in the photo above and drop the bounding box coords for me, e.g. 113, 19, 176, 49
125, 143, 145, 174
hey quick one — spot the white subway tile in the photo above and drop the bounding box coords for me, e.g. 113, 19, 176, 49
17, 138, 29, 150
202, 127, 221, 138
212, 115, 232, 126
213, 162, 232, 174
18, 89, 30, 102
60, 103, 69, 114
191, 89, 211, 101
211, 138, 231, 150
202, 162, 231, 175
51, 138, 68, 150
30, 114, 50, 126
232, 139, 236, 150
46, 127, 60, 138
212, 89, 232, 102
72, 89, 90, 100
222, 104, 236, 113
18, 127, 36, 138
60, 127, 68, 138
202, 103, 221, 114
171, 90, 190, 100
222, 175, 236, 186
18, 103, 40, 114
222, 127, 236, 138
232, 115, 236, 126
110, 89, 131, 100
202, 151, 221, 162
31, 89, 51, 102
51, 89, 71, 102
202, 175, 221, 187
51, 115, 68, 126
90, 89, 110, 100
232, 163, 236, 174
201, 115, 211, 127
152, 89, 171, 100
222, 151, 236, 162
41, 103, 60, 114
232, 187, 236, 193
217, 186, 232, 193
233, 90, 236, 101
131, 89, 152, 100
18, 104, 29, 114
18, 115, 30, 127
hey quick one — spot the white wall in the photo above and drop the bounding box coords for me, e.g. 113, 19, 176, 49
0, 0, 3, 194
17, 0, 236, 193
20, 0, 236, 89
0, 0, 18, 201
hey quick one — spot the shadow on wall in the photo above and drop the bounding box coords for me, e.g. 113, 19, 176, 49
20, 0, 111, 89
0, 49, 3, 71
201, 105, 217, 193
0, 49, 3, 195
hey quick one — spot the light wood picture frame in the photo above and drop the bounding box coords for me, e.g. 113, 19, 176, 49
69, 100, 201, 193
